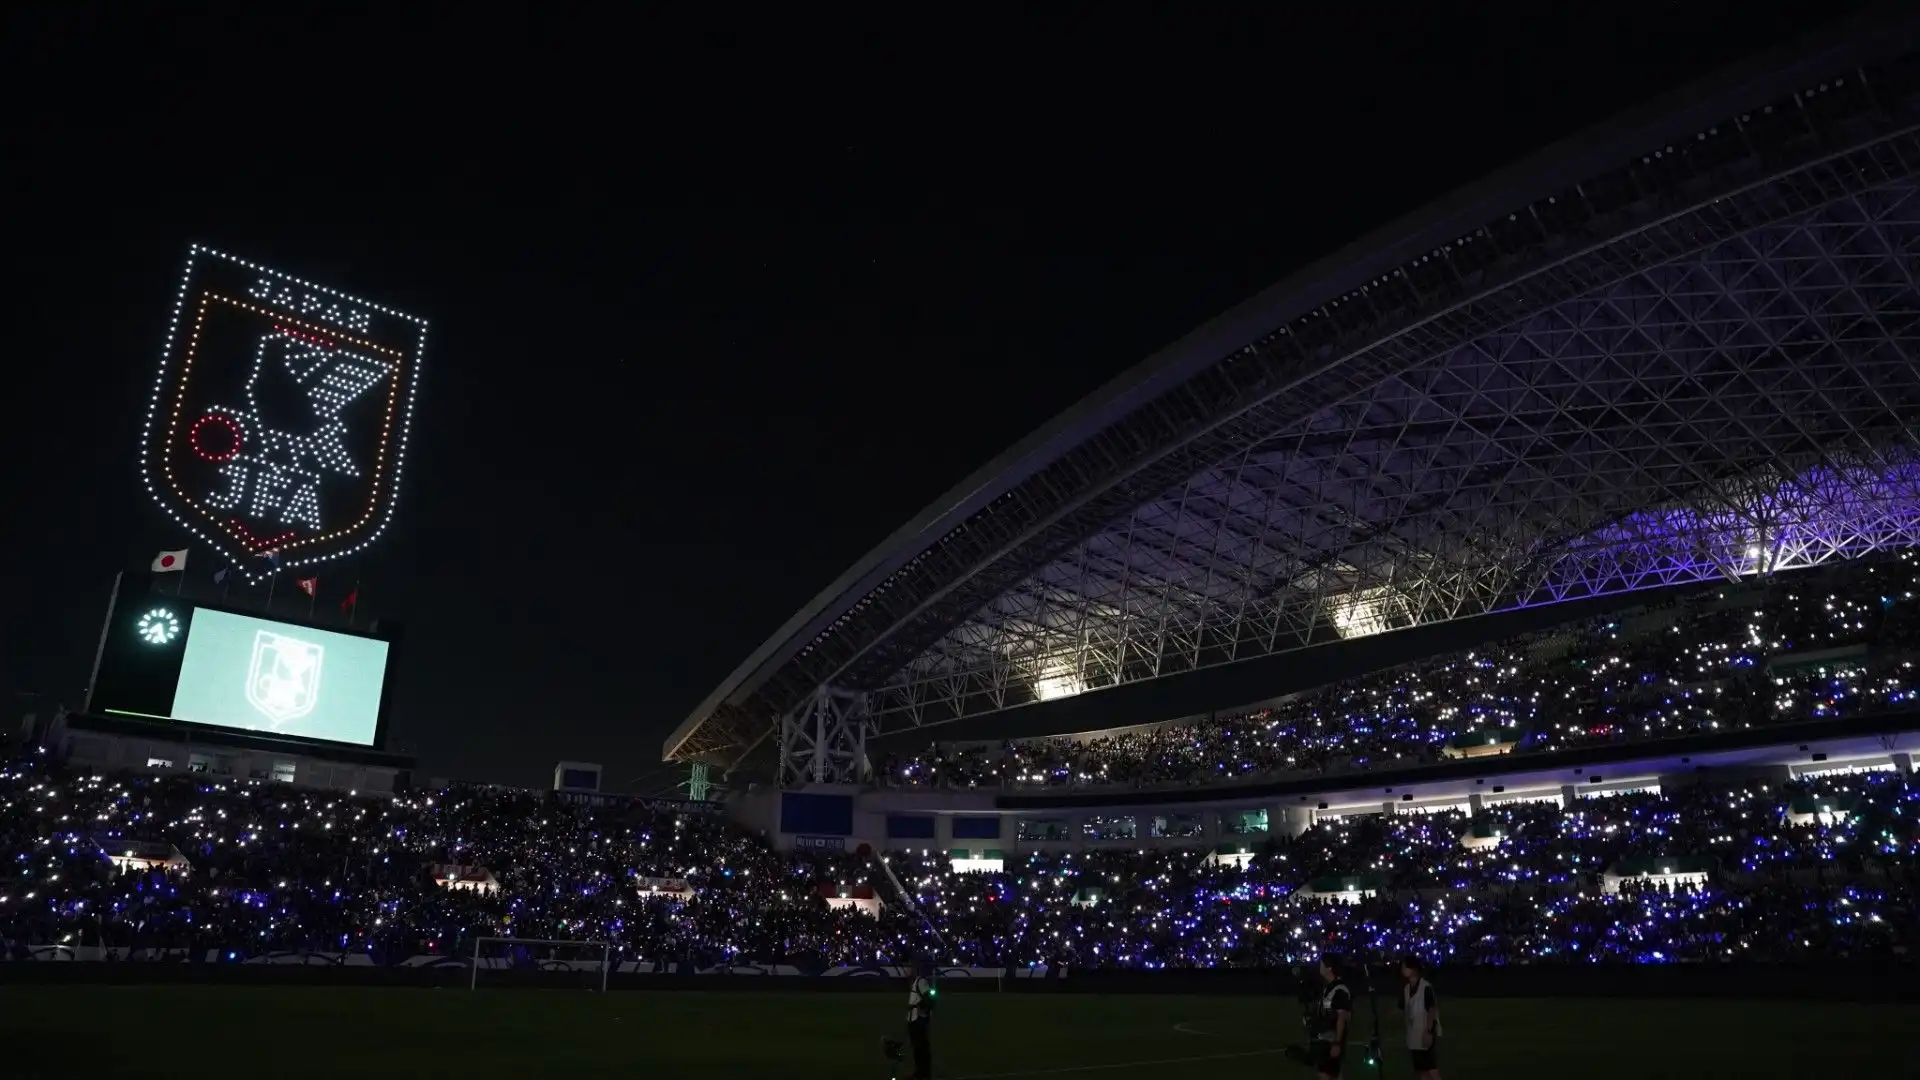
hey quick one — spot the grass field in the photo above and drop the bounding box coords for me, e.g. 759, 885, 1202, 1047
3, 985, 1907, 1078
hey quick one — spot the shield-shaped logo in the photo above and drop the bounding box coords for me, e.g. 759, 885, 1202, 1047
141, 246, 427, 582
246, 630, 326, 726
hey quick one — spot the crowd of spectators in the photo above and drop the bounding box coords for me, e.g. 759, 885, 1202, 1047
7, 554, 1917, 972
2, 749, 1913, 970
880, 551, 1920, 791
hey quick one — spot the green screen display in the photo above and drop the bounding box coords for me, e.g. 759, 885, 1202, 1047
168, 609, 390, 746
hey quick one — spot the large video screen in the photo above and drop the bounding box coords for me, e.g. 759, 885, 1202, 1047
91, 600, 391, 747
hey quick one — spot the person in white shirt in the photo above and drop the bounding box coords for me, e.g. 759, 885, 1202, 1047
1399, 955, 1442, 1080
905, 959, 936, 1080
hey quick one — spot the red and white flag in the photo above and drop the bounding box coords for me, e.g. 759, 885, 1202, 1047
151, 549, 188, 573
295, 577, 319, 598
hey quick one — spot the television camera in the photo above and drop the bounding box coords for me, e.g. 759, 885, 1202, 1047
1280, 963, 1385, 1076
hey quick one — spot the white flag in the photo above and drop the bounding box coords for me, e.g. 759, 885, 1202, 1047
151, 549, 188, 573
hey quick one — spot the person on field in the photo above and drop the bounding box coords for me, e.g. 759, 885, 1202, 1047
1312, 955, 1352, 1080
906, 957, 936, 1080
1400, 954, 1442, 1080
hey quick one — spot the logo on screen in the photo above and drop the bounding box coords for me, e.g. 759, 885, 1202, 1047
246, 630, 325, 725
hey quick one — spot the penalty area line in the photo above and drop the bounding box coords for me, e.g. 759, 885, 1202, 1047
1173, 1021, 1270, 1042
944, 1047, 1285, 1079
1171, 1022, 1217, 1037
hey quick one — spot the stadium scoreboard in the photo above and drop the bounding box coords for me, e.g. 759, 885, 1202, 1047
88, 592, 394, 749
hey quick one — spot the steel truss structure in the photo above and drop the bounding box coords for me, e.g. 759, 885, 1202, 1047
667, 20, 1920, 785
779, 686, 873, 786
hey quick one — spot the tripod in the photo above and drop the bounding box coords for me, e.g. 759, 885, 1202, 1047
1360, 962, 1387, 1079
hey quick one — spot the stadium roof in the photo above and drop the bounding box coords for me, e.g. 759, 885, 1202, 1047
668, 7, 1920, 779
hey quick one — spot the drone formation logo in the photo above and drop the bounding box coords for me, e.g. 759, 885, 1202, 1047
140, 246, 428, 584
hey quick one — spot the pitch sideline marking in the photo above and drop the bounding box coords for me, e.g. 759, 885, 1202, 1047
944, 1047, 1284, 1079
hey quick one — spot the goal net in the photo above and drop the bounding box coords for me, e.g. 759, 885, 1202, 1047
469, 937, 612, 991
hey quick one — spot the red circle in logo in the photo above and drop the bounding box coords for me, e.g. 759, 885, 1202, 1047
189, 413, 242, 462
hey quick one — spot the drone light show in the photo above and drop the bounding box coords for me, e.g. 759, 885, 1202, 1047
139, 246, 427, 582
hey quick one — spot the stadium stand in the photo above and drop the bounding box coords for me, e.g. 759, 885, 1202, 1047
878, 552, 1920, 790
4, 681, 1915, 970
10, 551, 1920, 970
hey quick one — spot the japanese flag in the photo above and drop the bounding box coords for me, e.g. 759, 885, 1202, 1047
151, 549, 188, 573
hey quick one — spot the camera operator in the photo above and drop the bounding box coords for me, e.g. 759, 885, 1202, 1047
1399, 955, 1442, 1080
1310, 955, 1353, 1079
905, 958, 936, 1080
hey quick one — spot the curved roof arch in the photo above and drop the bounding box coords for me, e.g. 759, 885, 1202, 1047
668, 5, 1920, 767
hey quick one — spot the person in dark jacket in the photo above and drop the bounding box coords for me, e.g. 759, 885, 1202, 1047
1312, 955, 1353, 1080
905, 958, 936, 1080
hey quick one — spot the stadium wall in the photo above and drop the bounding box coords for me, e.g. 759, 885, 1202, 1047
55, 712, 412, 794
733, 720, 1920, 855
730, 785, 1018, 854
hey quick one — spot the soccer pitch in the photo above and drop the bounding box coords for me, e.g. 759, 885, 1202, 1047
3, 985, 1906, 1078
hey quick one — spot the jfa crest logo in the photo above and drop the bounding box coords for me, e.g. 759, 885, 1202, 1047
141, 246, 427, 582
247, 630, 326, 725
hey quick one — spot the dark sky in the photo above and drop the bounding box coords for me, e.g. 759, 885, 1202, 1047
3, 5, 1870, 788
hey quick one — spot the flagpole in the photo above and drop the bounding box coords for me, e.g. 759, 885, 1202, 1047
308, 583, 317, 619
261, 550, 282, 614
82, 572, 125, 716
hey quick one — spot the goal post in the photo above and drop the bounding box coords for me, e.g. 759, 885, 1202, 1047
469, 937, 612, 992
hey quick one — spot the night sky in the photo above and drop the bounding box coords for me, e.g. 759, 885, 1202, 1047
5, 5, 1869, 788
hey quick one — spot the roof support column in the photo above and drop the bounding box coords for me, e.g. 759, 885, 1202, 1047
778, 685, 873, 787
